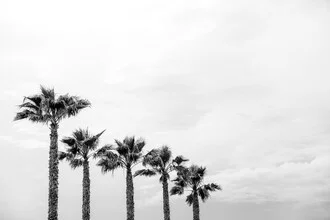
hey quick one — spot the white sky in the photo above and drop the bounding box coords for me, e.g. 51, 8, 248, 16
0, 0, 330, 220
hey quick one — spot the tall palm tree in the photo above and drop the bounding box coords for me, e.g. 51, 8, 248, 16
95, 136, 145, 220
170, 165, 222, 220
58, 128, 105, 220
14, 86, 90, 220
134, 146, 188, 220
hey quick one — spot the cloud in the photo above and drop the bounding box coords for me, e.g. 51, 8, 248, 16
209, 155, 330, 206
0, 135, 47, 149
0, 0, 330, 220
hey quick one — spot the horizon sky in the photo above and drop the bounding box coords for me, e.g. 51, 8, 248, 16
0, 0, 330, 220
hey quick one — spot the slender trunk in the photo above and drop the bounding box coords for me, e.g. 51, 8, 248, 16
162, 177, 171, 220
48, 123, 59, 220
192, 192, 200, 220
126, 167, 134, 220
82, 160, 90, 220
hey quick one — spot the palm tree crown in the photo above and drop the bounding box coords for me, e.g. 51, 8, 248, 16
95, 136, 146, 172
170, 165, 221, 205
134, 146, 188, 181
58, 128, 105, 166
14, 85, 90, 124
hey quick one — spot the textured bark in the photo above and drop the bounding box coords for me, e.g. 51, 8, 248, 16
126, 167, 135, 220
162, 178, 171, 220
48, 123, 59, 220
192, 193, 200, 220
82, 160, 90, 220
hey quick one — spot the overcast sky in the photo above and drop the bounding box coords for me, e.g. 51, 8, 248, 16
1, 0, 330, 220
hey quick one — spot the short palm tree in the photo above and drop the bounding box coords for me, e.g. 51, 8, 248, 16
134, 146, 188, 220
14, 86, 90, 220
58, 128, 105, 220
95, 136, 145, 220
170, 165, 222, 220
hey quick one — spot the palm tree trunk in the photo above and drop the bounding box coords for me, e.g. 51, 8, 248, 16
126, 167, 134, 220
82, 160, 90, 220
48, 122, 59, 220
162, 178, 171, 220
192, 193, 200, 220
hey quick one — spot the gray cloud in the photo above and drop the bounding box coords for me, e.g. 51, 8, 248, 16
1, 0, 330, 220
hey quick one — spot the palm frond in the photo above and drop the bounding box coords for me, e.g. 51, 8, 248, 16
198, 187, 210, 202
175, 166, 190, 182
159, 145, 172, 165
14, 109, 47, 123
189, 165, 206, 185
172, 177, 188, 188
134, 138, 146, 152
185, 193, 194, 206
55, 95, 91, 120
69, 158, 84, 169
23, 95, 42, 107
75, 98, 91, 111
14, 110, 33, 121
83, 129, 105, 150
123, 136, 135, 152
18, 102, 39, 112
21, 92, 52, 123
142, 149, 161, 167
103, 151, 120, 160
114, 139, 129, 156
170, 185, 184, 196
196, 166, 206, 178
134, 169, 157, 177
67, 97, 91, 117
58, 151, 68, 161
97, 157, 122, 173
40, 85, 55, 100
61, 136, 77, 147
173, 165, 187, 173
72, 128, 88, 142
68, 145, 80, 156
203, 183, 222, 192
172, 155, 189, 165
93, 144, 114, 159
129, 152, 143, 164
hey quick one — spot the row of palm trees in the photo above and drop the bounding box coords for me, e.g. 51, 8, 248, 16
14, 86, 221, 220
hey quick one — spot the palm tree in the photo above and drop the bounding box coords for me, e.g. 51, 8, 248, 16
14, 86, 90, 220
58, 128, 105, 220
95, 136, 145, 220
170, 165, 222, 220
134, 146, 188, 220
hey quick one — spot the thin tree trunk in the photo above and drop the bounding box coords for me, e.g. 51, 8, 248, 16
126, 167, 134, 220
82, 160, 90, 220
48, 122, 59, 220
192, 192, 200, 220
162, 178, 171, 220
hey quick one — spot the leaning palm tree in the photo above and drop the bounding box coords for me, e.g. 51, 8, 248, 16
95, 136, 145, 220
170, 165, 222, 220
58, 128, 105, 220
14, 86, 90, 220
134, 146, 188, 220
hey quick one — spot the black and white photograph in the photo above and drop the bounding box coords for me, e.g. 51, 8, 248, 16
0, 0, 329, 220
